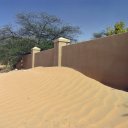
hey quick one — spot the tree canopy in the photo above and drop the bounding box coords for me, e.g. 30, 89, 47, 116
93, 21, 128, 38
0, 12, 81, 69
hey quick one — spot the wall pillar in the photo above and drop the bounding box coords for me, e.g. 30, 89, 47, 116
53, 37, 70, 66
31, 47, 41, 68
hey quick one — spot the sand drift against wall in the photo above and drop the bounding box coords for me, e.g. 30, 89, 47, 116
0, 67, 128, 128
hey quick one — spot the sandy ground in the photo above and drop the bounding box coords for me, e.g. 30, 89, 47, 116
0, 67, 128, 128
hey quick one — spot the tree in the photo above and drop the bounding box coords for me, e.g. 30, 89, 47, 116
93, 31, 105, 38
93, 21, 128, 38
0, 38, 35, 68
0, 25, 20, 42
0, 12, 81, 69
16, 12, 80, 42
0, 12, 81, 43
114, 21, 127, 34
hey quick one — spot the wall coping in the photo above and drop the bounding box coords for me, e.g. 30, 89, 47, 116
54, 37, 70, 43
32, 47, 41, 51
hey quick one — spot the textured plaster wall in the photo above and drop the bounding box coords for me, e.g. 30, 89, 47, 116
34, 48, 54, 67
22, 54, 32, 69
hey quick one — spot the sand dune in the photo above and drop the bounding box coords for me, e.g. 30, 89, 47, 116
0, 67, 128, 128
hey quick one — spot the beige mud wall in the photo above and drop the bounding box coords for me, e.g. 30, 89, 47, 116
62, 33, 128, 90
34, 48, 54, 67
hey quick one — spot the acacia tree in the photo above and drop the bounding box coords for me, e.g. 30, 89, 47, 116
93, 21, 128, 38
16, 12, 80, 42
0, 12, 81, 69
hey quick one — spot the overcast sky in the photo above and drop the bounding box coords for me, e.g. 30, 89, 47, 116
0, 0, 128, 41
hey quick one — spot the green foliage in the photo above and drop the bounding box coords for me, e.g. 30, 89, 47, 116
0, 38, 36, 68
93, 21, 128, 38
114, 21, 127, 34
0, 38, 53, 68
105, 27, 115, 36
0, 12, 81, 69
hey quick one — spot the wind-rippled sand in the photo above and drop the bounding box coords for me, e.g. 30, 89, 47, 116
0, 67, 128, 128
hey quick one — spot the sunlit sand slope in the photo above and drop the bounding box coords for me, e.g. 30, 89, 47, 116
0, 67, 128, 128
